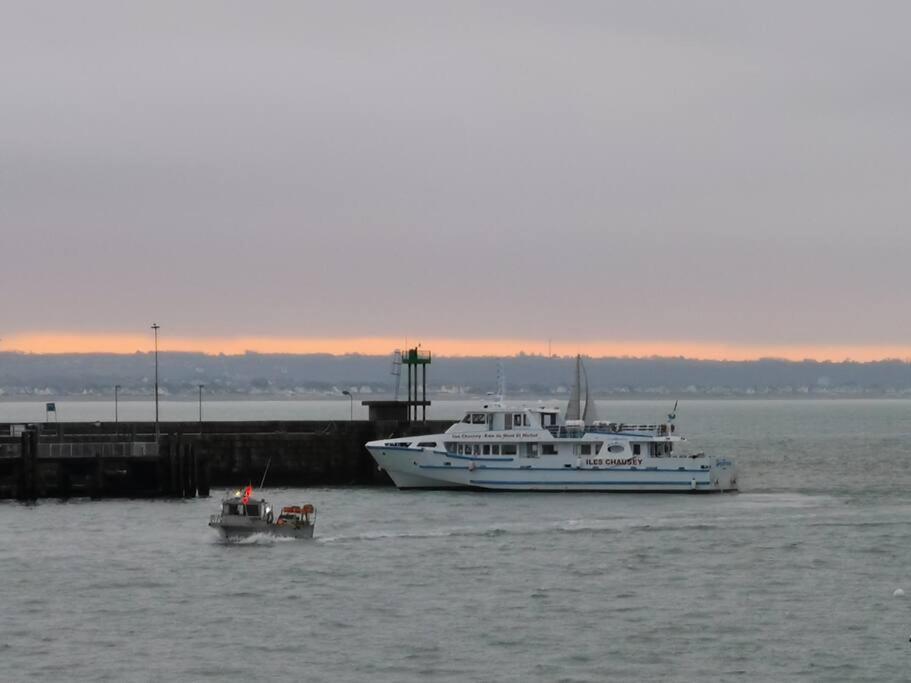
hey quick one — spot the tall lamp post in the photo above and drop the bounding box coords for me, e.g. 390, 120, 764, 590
341, 390, 354, 421
198, 384, 204, 422
151, 323, 160, 442
114, 384, 121, 423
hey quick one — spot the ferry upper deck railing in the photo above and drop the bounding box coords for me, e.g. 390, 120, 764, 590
545, 423, 670, 438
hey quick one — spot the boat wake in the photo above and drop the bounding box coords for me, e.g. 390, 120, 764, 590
213, 532, 300, 546
316, 498, 849, 544
316, 518, 637, 544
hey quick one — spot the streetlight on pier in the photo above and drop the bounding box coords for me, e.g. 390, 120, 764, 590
151, 323, 160, 442
198, 384, 205, 422
114, 384, 121, 423
341, 390, 354, 421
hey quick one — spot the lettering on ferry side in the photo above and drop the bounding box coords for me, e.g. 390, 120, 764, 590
585, 458, 642, 467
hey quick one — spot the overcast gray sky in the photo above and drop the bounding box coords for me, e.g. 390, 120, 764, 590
2, 2, 909, 355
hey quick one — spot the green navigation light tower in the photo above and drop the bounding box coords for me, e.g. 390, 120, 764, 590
402, 347, 431, 422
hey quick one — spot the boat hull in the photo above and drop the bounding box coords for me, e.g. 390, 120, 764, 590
367, 443, 737, 493
208, 519, 315, 541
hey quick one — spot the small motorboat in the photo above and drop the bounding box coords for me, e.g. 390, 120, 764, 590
208, 486, 316, 541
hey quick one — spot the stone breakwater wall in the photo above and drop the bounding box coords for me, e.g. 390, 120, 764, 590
0, 420, 450, 500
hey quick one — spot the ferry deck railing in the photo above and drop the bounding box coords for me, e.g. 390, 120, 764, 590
545, 424, 670, 438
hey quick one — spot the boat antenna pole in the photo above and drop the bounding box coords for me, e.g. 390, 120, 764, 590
259, 456, 272, 490
496, 360, 506, 404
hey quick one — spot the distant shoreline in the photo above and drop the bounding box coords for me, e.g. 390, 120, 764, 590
2, 394, 910, 403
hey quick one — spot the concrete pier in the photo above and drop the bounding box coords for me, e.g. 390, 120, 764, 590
0, 420, 449, 500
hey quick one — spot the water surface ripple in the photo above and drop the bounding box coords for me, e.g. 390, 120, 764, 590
2, 400, 910, 680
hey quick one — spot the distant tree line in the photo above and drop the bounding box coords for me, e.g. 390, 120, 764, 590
1, 352, 910, 397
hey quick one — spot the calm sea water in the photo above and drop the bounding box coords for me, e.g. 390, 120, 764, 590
2, 400, 911, 681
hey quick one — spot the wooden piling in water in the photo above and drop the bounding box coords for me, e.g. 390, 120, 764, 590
92, 450, 103, 499
168, 436, 178, 497
188, 443, 199, 497
57, 461, 71, 500
181, 442, 193, 498
196, 447, 210, 497
156, 451, 166, 498
177, 437, 185, 497
17, 429, 37, 501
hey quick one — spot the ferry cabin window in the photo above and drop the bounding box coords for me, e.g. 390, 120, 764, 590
502, 444, 518, 456
246, 504, 260, 517
483, 444, 491, 455
513, 414, 523, 427
473, 444, 481, 455
527, 443, 539, 457
542, 444, 558, 455
471, 413, 486, 424
632, 444, 641, 455
462, 414, 471, 423
491, 444, 500, 455
417, 441, 437, 448
579, 444, 591, 456
542, 413, 557, 427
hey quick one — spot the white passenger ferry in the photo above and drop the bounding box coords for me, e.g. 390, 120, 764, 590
365, 358, 737, 492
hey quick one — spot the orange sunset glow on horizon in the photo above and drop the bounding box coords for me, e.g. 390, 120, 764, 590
2, 333, 910, 363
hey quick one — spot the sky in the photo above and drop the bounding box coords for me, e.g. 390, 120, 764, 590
2, 2, 910, 361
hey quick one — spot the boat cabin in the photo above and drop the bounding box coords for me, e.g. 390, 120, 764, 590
221, 496, 272, 521
448, 406, 561, 433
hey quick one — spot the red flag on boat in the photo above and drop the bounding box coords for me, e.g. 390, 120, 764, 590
242, 485, 253, 504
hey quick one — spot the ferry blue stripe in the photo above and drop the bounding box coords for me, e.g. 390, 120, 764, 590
469, 479, 711, 486
438, 451, 515, 462
454, 466, 708, 473
418, 463, 708, 473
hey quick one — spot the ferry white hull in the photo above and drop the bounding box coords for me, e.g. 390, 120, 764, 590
367, 444, 737, 493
